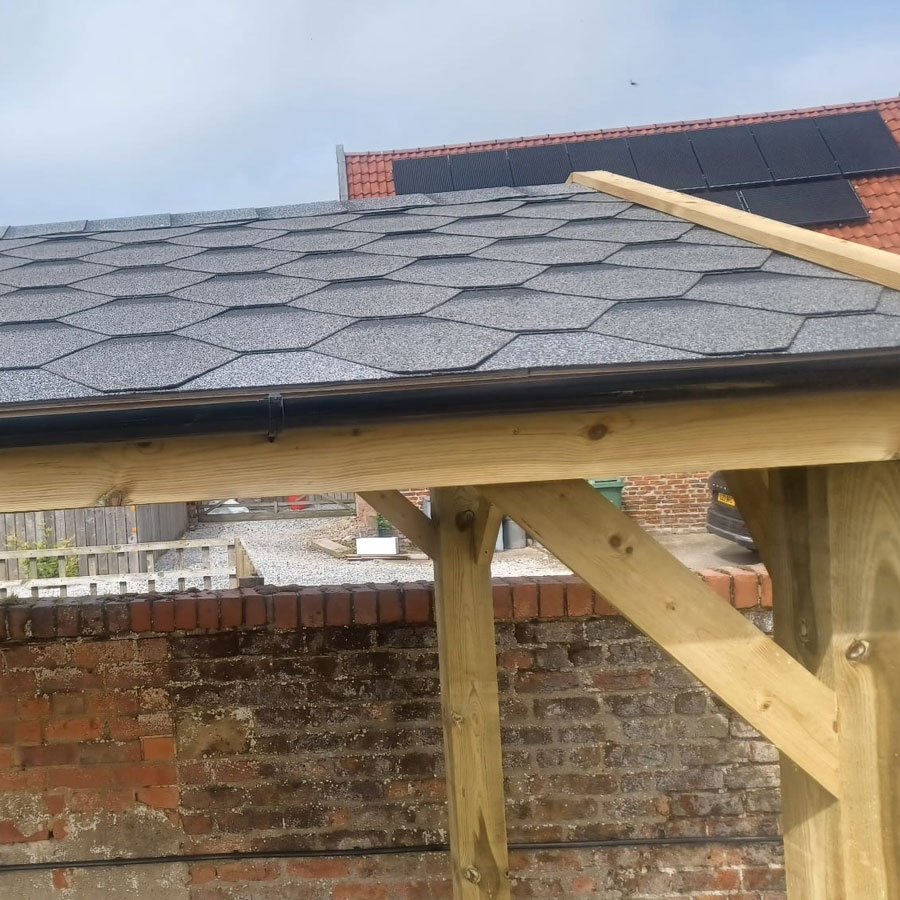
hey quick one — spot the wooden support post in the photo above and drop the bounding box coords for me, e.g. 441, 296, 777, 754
484, 479, 839, 795
431, 487, 510, 899
752, 463, 900, 898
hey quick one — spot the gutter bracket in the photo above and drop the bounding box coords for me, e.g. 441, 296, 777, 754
266, 393, 285, 443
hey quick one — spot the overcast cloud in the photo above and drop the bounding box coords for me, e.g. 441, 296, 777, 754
2, 0, 900, 225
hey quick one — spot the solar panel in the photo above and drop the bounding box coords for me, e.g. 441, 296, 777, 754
506, 144, 572, 187
392, 156, 453, 194
627, 132, 706, 190
691, 189, 745, 210
814, 111, 900, 176
741, 179, 867, 226
689, 126, 771, 187
449, 150, 514, 190
751, 119, 840, 181
565, 138, 638, 178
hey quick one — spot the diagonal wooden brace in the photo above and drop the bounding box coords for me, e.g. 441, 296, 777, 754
482, 479, 839, 797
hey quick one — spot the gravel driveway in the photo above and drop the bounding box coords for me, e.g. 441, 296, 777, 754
196, 515, 570, 587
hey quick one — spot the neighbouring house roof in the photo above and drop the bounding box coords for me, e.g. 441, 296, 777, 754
1, 179, 899, 433
342, 97, 900, 251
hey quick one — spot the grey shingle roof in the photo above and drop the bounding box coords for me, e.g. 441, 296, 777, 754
0, 185, 898, 408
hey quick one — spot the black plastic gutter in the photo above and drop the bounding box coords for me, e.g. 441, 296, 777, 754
0, 834, 782, 875
1, 349, 899, 449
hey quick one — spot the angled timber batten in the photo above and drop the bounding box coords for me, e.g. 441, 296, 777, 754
1, 171, 900, 897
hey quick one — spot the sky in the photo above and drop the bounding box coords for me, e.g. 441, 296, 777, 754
2, 0, 900, 226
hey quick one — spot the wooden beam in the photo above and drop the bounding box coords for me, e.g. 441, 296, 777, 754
1, 387, 898, 513
356, 490, 438, 558
760, 468, 843, 899
431, 487, 511, 899
763, 462, 900, 897
571, 169, 900, 290
482, 479, 839, 796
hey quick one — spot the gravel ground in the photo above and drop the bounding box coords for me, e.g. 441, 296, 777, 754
192, 515, 570, 587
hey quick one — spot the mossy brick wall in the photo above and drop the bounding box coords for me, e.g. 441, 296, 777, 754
0, 571, 784, 898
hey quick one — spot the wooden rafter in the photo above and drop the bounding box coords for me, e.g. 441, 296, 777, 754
570, 169, 900, 290
483, 479, 839, 796
1, 387, 898, 514
356, 490, 438, 558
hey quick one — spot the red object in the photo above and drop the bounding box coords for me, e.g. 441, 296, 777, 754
286, 495, 308, 511
344, 96, 900, 252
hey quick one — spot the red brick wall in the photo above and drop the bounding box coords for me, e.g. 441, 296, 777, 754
622, 472, 712, 532
0, 573, 783, 898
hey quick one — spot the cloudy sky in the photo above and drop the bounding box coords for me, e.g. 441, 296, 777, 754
2, 0, 900, 226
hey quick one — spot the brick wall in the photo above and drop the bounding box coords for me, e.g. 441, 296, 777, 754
0, 573, 783, 898
622, 472, 712, 533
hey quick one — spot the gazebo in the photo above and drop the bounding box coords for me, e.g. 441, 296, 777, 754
0, 169, 898, 898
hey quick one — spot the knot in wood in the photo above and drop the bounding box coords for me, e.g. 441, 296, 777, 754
845, 639, 869, 662
450, 711, 464, 726
586, 423, 608, 441
455, 509, 476, 531
608, 534, 623, 549
463, 866, 481, 884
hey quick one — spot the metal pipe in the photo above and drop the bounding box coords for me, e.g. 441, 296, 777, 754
0, 834, 782, 875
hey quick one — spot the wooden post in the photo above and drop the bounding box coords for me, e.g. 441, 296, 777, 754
431, 487, 511, 899
742, 463, 900, 897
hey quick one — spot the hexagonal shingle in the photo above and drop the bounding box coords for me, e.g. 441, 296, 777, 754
686, 271, 881, 315
355, 232, 494, 258
428, 288, 613, 330
415, 200, 526, 218
168, 247, 299, 274
180, 350, 388, 391
175, 273, 323, 307
386, 257, 544, 289
478, 331, 699, 371
336, 213, 454, 233
170, 226, 287, 248
506, 200, 631, 219
591, 299, 802, 355
525, 264, 700, 300
178, 306, 348, 351
0, 260, 113, 288
74, 267, 211, 297
0, 322, 102, 368
677, 226, 757, 248
761, 253, 852, 279
258, 230, 378, 253
45, 335, 237, 391
90, 226, 200, 244
878, 289, 900, 316
549, 218, 692, 243
604, 243, 770, 272
83, 243, 204, 267
473, 237, 621, 265
292, 280, 457, 317
0, 288, 110, 324
0, 257, 27, 273
4, 237, 120, 260
0, 368, 97, 403
436, 216, 565, 239
245, 213, 360, 231
789, 314, 900, 354
62, 297, 222, 335
314, 317, 510, 373
272, 253, 410, 281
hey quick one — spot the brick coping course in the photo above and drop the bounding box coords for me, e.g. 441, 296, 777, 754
0, 568, 772, 642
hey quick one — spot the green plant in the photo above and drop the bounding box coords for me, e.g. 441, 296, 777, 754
375, 513, 393, 537
6, 525, 79, 579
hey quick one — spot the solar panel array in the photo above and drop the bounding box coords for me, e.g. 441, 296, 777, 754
392, 110, 900, 227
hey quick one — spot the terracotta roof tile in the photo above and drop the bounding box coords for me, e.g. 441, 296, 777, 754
345, 97, 900, 252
